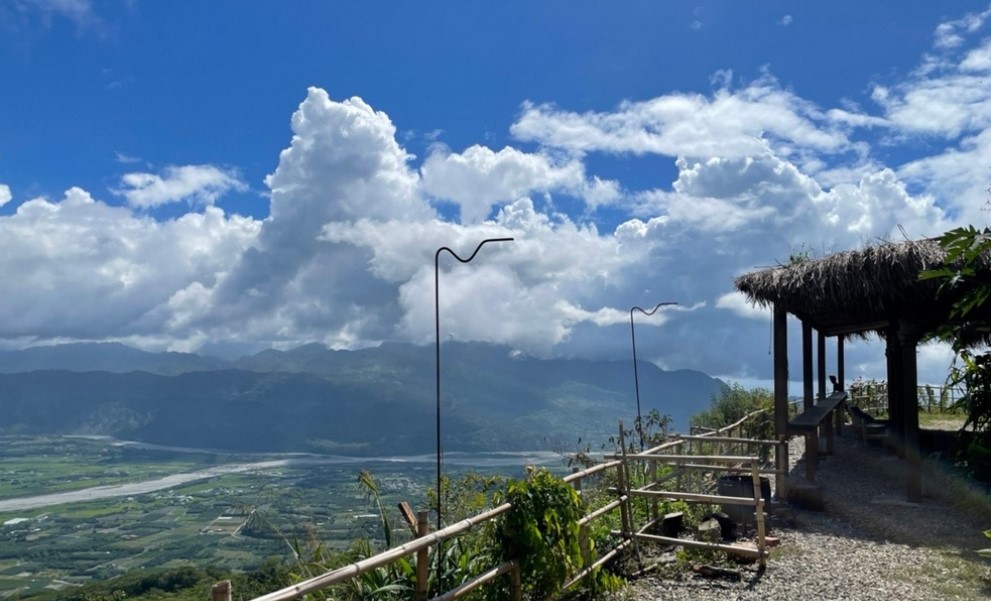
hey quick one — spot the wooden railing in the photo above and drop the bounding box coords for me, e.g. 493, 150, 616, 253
220, 409, 779, 601
849, 381, 967, 415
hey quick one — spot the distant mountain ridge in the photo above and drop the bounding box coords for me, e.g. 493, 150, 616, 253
0, 342, 725, 454
0, 342, 228, 375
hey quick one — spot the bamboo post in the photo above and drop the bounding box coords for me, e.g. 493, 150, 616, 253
415, 511, 429, 601
777, 438, 788, 499
511, 564, 522, 601
650, 456, 659, 520
573, 466, 592, 584
616, 421, 642, 569
773, 305, 789, 500
211, 581, 232, 601
616, 422, 633, 538
750, 460, 767, 568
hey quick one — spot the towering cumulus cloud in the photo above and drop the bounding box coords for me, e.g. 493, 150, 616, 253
2, 0, 990, 387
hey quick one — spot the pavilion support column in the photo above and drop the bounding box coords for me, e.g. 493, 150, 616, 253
817, 330, 827, 400
817, 330, 833, 456
885, 324, 905, 457
835, 335, 845, 436
774, 305, 789, 499
802, 321, 817, 478
836, 335, 845, 391
899, 326, 922, 503
802, 322, 814, 411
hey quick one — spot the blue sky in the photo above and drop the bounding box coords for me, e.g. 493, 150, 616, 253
2, 1, 991, 388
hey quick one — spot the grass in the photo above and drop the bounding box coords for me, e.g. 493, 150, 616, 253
919, 412, 967, 430
893, 551, 991, 601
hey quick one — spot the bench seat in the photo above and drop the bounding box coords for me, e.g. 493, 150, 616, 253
787, 391, 848, 482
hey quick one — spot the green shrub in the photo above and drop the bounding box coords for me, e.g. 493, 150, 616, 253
692, 383, 773, 439
494, 467, 593, 599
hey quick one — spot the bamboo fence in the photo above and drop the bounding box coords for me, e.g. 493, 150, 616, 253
220, 408, 779, 601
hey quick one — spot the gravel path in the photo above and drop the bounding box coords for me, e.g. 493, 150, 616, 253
622, 432, 991, 601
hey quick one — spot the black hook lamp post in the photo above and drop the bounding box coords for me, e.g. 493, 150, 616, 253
630, 302, 677, 450
434, 237, 513, 534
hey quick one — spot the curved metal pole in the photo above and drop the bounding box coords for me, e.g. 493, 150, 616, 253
435, 237, 513, 536
630, 302, 677, 450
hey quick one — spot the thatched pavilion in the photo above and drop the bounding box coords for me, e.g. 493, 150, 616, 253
735, 239, 958, 502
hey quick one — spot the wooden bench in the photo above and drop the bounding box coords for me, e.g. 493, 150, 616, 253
846, 404, 890, 446
788, 391, 847, 482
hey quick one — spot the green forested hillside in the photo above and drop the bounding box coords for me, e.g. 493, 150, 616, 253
0, 342, 725, 453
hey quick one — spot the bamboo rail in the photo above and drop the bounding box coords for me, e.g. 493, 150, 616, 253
232, 407, 776, 601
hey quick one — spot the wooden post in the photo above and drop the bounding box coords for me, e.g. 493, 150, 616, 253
835, 335, 845, 436
836, 335, 845, 391
773, 305, 789, 499
802, 321, 817, 478
616, 422, 633, 538
818, 331, 832, 455
817, 330, 827, 400
777, 438, 788, 499
510, 563, 522, 601
802, 321, 814, 411
750, 460, 767, 568
886, 324, 905, 457
616, 421, 642, 569
572, 466, 592, 583
415, 511, 429, 601
650, 457, 659, 520
900, 327, 922, 502
211, 581, 231, 601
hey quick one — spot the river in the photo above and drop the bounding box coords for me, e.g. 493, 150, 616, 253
0, 438, 566, 513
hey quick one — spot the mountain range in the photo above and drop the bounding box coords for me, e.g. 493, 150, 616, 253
0, 342, 725, 455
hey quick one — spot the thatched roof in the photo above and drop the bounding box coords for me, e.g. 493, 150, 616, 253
735, 239, 954, 337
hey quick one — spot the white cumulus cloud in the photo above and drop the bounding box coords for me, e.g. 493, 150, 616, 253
0, 187, 258, 345
510, 74, 856, 160
115, 165, 247, 209
421, 145, 622, 222
0, 184, 11, 207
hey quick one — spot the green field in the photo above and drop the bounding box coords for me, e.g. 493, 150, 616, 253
0, 436, 545, 598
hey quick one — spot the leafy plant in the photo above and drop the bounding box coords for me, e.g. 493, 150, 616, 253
947, 351, 991, 434
692, 383, 773, 440
978, 529, 991, 560
494, 467, 593, 599
920, 225, 991, 326
920, 225, 991, 435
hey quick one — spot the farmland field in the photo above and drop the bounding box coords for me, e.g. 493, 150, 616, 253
0, 436, 558, 597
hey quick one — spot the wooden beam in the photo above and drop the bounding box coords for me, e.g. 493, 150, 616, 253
820, 319, 890, 337
773, 305, 789, 499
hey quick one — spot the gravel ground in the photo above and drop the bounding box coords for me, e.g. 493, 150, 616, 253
621, 431, 991, 601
